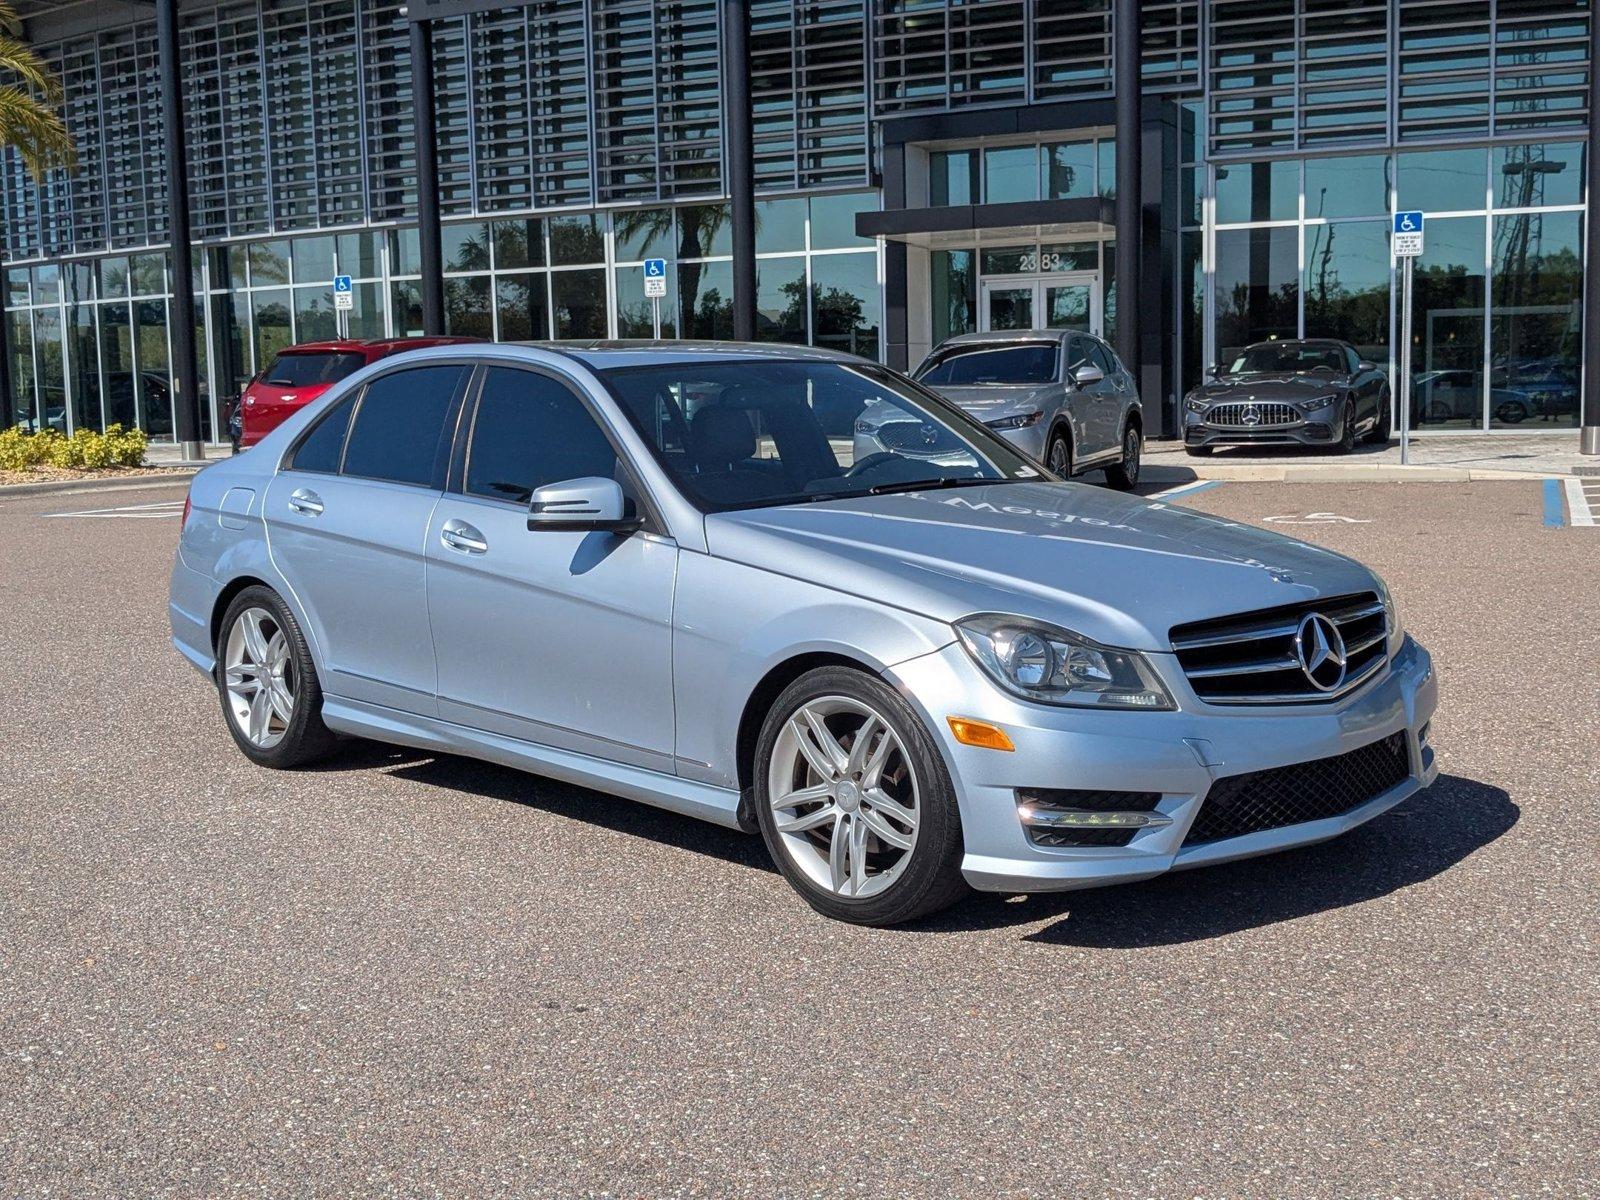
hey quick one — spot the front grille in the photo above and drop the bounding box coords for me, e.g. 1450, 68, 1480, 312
1205, 401, 1301, 428
1170, 592, 1389, 705
873, 420, 947, 453
1183, 732, 1411, 846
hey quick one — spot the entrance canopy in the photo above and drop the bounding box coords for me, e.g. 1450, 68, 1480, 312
856, 197, 1115, 249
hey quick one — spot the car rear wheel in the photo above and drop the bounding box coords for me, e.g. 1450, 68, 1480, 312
754, 667, 967, 926
1046, 430, 1072, 477
217, 586, 338, 769
1104, 423, 1141, 490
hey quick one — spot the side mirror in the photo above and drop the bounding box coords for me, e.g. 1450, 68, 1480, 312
1358, 360, 1378, 372
1071, 364, 1105, 387
526, 477, 643, 534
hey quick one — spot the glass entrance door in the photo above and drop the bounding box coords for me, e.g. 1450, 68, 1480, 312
980, 272, 1101, 334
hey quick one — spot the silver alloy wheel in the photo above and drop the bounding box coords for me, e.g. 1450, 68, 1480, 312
1048, 436, 1070, 476
223, 606, 296, 749
1121, 427, 1140, 482
767, 695, 920, 899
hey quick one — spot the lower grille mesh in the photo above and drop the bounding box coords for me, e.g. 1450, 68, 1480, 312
1183, 732, 1410, 846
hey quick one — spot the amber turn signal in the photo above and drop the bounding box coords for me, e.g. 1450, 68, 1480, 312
946, 717, 1015, 752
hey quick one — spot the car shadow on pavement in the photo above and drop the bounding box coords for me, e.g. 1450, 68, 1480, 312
379, 752, 777, 874
921, 774, 1518, 946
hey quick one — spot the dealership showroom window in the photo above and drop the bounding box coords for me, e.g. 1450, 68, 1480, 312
1, 1, 1593, 447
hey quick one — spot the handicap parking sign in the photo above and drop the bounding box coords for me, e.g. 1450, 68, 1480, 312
1393, 211, 1424, 257
333, 274, 354, 311
643, 258, 667, 298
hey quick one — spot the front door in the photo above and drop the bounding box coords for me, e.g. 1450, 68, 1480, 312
981, 272, 1101, 335
425, 364, 678, 775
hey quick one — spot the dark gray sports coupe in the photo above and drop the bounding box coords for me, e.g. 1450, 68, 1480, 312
1182, 339, 1391, 456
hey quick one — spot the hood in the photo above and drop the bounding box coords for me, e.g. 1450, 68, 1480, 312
926, 384, 1057, 418
705, 482, 1378, 652
1192, 374, 1350, 403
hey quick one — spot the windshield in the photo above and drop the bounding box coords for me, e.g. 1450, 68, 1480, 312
600, 360, 1041, 513
263, 352, 367, 387
917, 342, 1059, 387
1226, 343, 1347, 375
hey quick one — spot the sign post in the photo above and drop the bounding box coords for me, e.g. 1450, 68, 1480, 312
1393, 212, 1424, 467
333, 274, 354, 340
643, 258, 667, 340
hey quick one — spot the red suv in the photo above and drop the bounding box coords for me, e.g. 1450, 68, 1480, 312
235, 337, 478, 449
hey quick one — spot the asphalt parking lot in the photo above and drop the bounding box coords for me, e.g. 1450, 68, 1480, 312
2, 473, 1596, 1198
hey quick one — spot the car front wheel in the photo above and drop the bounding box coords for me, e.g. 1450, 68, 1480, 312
216, 586, 338, 768
1335, 399, 1358, 454
754, 667, 967, 926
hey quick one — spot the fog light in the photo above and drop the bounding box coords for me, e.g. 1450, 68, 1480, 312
947, 716, 1015, 751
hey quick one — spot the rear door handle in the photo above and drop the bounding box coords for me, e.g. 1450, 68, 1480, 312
440, 518, 488, 555
288, 487, 324, 515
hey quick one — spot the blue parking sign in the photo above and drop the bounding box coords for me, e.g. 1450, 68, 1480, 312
643, 258, 666, 279
1393, 211, 1424, 257
333, 274, 353, 293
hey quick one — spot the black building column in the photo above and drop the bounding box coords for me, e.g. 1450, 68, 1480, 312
157, 0, 204, 459
1113, 0, 1142, 402
410, 17, 445, 336
1583, 6, 1600, 454
722, 0, 756, 341
0, 284, 11, 431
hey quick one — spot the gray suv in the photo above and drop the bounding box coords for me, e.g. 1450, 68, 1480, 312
913, 331, 1143, 489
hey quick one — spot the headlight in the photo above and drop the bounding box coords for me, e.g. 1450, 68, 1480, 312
954, 614, 1175, 710
1377, 578, 1404, 655
1300, 394, 1337, 411
985, 410, 1044, 430
1184, 396, 1208, 412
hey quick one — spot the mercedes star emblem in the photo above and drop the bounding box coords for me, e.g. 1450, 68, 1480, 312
1294, 613, 1348, 692
1241, 404, 1262, 426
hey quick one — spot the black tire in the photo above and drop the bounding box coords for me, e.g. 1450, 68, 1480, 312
1364, 391, 1391, 444
1494, 399, 1529, 425
1045, 429, 1073, 478
753, 666, 968, 926
1104, 422, 1142, 490
1185, 445, 1213, 457
215, 585, 339, 769
1335, 399, 1358, 454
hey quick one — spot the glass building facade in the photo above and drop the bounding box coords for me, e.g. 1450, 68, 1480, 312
0, 0, 1590, 441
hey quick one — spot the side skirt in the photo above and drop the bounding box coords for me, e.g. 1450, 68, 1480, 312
321, 696, 747, 831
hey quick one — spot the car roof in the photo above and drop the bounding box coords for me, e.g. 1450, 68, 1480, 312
937, 330, 1073, 347
505, 340, 870, 370
1241, 338, 1350, 351
278, 337, 480, 355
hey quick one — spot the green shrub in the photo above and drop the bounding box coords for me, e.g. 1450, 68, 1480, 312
0, 424, 148, 472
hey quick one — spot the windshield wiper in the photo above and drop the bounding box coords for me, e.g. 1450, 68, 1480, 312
867, 476, 998, 496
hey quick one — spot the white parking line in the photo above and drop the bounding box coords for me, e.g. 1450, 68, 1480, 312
44, 499, 185, 520
1148, 480, 1221, 501
1565, 478, 1596, 527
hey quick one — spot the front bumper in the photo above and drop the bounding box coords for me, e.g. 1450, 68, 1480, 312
1184, 408, 1341, 448
886, 634, 1438, 893
989, 421, 1049, 462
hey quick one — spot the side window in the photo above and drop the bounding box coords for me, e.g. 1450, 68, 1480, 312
1065, 335, 1092, 373
290, 394, 358, 474
341, 364, 470, 488
1088, 340, 1116, 376
1345, 346, 1362, 373
464, 367, 620, 505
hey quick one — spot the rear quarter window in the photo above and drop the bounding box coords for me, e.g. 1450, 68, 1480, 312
264, 352, 366, 387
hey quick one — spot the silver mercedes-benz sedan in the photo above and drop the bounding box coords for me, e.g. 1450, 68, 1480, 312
170, 342, 1438, 927
912, 330, 1144, 488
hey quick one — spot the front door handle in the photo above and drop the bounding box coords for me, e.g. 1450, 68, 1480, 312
288, 487, 324, 515
440, 518, 488, 555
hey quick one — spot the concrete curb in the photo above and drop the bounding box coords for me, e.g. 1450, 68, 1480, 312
0, 468, 201, 500
1144, 456, 1564, 484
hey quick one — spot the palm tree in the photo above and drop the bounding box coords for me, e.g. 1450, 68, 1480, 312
0, 1, 76, 182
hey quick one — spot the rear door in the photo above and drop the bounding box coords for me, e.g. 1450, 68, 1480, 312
264, 362, 472, 714
1065, 334, 1117, 461
425, 364, 679, 772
